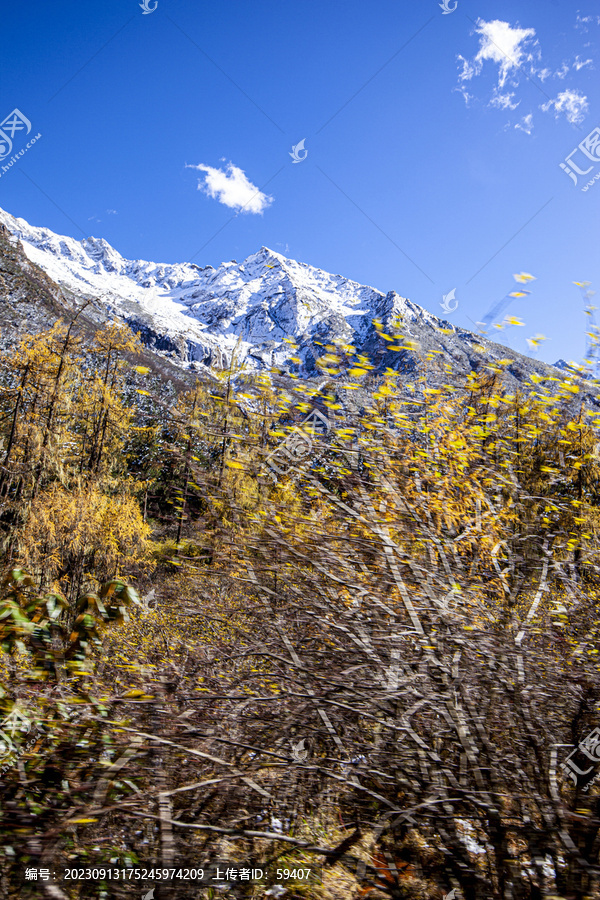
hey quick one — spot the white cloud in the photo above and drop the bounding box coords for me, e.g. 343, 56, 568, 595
535, 55, 592, 80
515, 113, 534, 134
186, 162, 273, 214
490, 90, 520, 110
457, 54, 477, 82
454, 83, 474, 106
459, 19, 538, 89
541, 89, 589, 124
456, 16, 594, 129
106, 209, 118, 215
576, 13, 600, 32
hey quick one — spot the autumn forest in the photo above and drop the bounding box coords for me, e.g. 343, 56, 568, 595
1, 315, 600, 900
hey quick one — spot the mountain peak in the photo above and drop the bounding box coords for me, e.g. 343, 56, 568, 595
245, 246, 288, 267
0, 205, 567, 390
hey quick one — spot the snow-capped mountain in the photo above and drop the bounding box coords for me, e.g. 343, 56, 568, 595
0, 206, 560, 384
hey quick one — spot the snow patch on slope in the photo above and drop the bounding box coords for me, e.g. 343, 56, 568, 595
0, 206, 469, 373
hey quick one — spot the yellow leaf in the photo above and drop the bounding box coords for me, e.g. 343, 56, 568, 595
513, 272, 536, 283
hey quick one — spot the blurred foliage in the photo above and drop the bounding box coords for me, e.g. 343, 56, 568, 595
0, 321, 600, 897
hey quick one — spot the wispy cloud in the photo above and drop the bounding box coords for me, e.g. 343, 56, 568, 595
454, 84, 474, 106
458, 19, 538, 90
554, 56, 593, 78
456, 17, 594, 133
541, 89, 589, 124
515, 113, 534, 134
87, 209, 118, 223
490, 90, 520, 110
576, 13, 600, 32
186, 161, 273, 214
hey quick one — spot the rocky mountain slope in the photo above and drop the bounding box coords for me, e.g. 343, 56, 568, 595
0, 206, 581, 392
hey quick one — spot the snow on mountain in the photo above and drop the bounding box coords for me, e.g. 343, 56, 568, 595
0, 206, 558, 386
0, 206, 454, 371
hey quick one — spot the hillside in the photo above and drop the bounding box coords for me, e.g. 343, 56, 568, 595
0, 209, 600, 900
0, 207, 576, 394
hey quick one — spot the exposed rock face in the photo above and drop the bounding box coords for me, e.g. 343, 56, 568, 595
0, 221, 79, 347
0, 207, 587, 395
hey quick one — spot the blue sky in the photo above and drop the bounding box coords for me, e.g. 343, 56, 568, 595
1, 0, 599, 365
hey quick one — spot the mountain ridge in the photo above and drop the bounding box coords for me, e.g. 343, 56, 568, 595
0, 206, 576, 392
